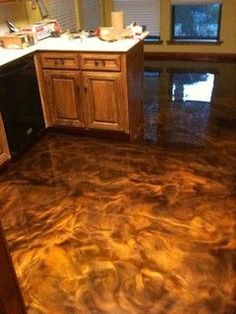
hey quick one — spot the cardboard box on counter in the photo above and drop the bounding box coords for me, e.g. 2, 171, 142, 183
0, 32, 38, 49
21, 19, 61, 41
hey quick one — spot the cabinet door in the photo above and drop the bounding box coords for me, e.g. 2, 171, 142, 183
0, 114, 10, 167
83, 71, 129, 132
43, 70, 85, 128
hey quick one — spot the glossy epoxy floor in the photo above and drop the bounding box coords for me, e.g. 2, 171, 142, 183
0, 61, 236, 314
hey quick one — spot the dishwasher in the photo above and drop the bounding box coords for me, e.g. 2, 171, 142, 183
0, 54, 45, 158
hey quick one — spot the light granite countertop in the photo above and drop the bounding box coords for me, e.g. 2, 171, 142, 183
0, 33, 148, 67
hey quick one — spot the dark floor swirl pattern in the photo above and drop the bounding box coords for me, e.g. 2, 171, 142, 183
0, 132, 235, 314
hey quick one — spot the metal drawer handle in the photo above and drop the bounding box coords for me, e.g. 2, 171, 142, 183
54, 59, 65, 66
95, 59, 105, 67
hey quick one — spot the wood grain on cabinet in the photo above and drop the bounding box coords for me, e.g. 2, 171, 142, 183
0, 0, 17, 3
35, 43, 144, 140
83, 71, 128, 132
0, 113, 10, 167
0, 221, 26, 314
40, 52, 80, 70
124, 41, 144, 141
43, 70, 85, 128
80, 54, 121, 72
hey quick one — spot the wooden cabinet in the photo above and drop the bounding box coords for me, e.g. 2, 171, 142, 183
35, 42, 143, 140
80, 54, 121, 72
83, 71, 128, 132
43, 70, 85, 128
0, 0, 21, 3
0, 113, 10, 167
0, 220, 26, 314
40, 52, 80, 70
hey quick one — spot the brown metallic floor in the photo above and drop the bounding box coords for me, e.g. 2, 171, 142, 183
0, 61, 236, 313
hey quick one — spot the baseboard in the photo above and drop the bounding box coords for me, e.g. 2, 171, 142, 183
144, 52, 236, 63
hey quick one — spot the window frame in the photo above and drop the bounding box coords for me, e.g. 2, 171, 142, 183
144, 35, 162, 44
49, 0, 78, 32
80, 0, 103, 31
171, 3, 222, 42
113, 0, 161, 40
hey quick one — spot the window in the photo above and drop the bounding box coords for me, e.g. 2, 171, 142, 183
81, 0, 102, 31
48, 0, 77, 31
114, 0, 160, 41
171, 0, 222, 41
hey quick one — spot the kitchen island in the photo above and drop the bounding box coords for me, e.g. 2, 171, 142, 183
0, 35, 146, 149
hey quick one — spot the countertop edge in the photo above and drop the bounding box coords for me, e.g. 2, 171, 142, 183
0, 33, 148, 67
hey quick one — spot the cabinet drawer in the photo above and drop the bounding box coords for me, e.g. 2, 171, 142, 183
40, 52, 80, 69
80, 54, 121, 71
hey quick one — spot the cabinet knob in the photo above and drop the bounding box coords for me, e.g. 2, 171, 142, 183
54, 59, 65, 66
95, 59, 105, 67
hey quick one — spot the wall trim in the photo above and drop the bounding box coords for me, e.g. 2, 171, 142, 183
144, 52, 236, 63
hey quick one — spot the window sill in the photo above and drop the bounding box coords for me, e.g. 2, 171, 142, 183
167, 39, 223, 45
144, 37, 163, 45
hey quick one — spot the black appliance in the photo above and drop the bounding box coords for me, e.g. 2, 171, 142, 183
0, 54, 45, 158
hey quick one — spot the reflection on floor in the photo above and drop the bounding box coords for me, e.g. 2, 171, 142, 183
0, 60, 236, 314
144, 60, 236, 148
